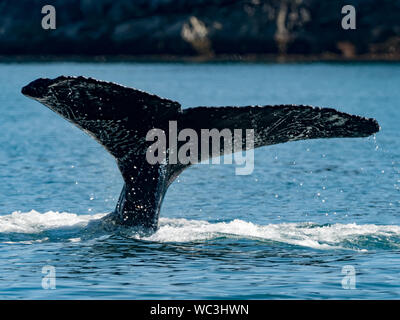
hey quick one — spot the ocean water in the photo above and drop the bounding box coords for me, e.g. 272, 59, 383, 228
0, 62, 399, 299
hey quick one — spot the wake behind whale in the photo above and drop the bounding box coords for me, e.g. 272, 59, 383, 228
1, 210, 399, 251
21, 76, 380, 234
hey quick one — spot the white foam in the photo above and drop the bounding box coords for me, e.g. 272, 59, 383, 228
0, 210, 105, 233
143, 218, 400, 250
2, 238, 49, 245
0, 211, 399, 250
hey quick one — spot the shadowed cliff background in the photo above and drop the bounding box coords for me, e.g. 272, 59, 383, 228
0, 0, 399, 59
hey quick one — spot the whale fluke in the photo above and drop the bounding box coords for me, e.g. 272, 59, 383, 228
22, 76, 380, 232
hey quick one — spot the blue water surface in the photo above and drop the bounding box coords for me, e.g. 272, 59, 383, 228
0, 62, 399, 299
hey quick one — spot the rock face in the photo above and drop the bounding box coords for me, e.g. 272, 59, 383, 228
1, 0, 399, 58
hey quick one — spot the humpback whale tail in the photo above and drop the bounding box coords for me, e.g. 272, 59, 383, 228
22, 76, 380, 232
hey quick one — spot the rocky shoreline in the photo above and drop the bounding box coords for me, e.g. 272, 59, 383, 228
2, 53, 400, 63
1, 0, 399, 60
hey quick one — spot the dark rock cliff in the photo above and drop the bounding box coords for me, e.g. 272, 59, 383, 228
0, 0, 399, 58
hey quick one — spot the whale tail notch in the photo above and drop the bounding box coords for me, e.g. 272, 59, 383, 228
22, 76, 380, 231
